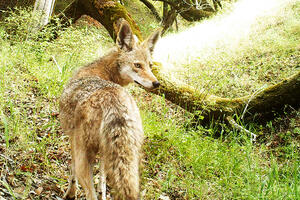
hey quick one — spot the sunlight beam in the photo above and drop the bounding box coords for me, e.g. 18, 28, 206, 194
153, 0, 288, 70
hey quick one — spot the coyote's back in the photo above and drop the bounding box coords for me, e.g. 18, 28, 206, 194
59, 19, 160, 200
60, 77, 143, 199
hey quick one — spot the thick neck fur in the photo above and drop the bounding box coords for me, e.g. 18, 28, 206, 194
72, 49, 131, 86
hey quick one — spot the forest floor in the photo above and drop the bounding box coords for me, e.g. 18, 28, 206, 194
0, 0, 299, 199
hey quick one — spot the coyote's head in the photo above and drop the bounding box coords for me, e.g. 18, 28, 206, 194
116, 20, 161, 89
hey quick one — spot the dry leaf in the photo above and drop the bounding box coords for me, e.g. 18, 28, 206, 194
14, 186, 25, 194
35, 186, 43, 195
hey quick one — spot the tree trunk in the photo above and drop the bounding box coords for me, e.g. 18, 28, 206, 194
161, 6, 177, 35
34, 0, 56, 27
62, 0, 143, 41
152, 63, 300, 122
139, 0, 161, 22
162, 2, 168, 22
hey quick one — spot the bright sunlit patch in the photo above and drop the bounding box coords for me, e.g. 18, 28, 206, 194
153, 0, 288, 71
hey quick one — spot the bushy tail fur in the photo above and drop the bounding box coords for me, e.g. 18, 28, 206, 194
98, 88, 143, 200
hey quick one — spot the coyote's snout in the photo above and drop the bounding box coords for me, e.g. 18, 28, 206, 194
59, 19, 160, 200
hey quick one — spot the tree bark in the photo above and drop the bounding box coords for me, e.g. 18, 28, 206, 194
34, 0, 56, 27
151, 63, 300, 122
62, 0, 143, 41
162, 2, 168, 22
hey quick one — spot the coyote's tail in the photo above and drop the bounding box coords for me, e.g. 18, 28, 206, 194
99, 90, 143, 200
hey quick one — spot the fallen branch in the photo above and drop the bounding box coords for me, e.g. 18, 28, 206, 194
226, 116, 257, 142
241, 84, 267, 119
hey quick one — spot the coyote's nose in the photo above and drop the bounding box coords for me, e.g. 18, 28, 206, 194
152, 81, 160, 88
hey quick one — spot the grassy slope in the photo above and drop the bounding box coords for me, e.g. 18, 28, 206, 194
0, 1, 299, 199
153, 0, 300, 98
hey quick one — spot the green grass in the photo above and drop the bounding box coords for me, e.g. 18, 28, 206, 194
137, 93, 299, 199
154, 0, 300, 98
0, 8, 113, 198
123, 0, 161, 37
0, 1, 299, 199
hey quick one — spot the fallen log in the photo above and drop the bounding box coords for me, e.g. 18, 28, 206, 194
152, 62, 300, 121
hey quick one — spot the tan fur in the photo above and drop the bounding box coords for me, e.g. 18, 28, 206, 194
59, 20, 160, 200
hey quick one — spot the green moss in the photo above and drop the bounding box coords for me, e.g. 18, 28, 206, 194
96, 2, 143, 41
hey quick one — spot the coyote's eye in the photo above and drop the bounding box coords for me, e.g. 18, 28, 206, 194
149, 63, 153, 68
134, 63, 142, 69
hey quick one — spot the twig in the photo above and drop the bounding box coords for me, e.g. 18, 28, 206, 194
241, 84, 267, 119
226, 116, 257, 143
0, 154, 15, 164
0, 179, 16, 199
51, 55, 62, 74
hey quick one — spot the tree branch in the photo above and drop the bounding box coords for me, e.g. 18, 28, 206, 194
154, 0, 217, 21
139, 0, 161, 22
153, 0, 178, 9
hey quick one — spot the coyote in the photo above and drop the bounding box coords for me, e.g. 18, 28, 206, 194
59, 20, 160, 200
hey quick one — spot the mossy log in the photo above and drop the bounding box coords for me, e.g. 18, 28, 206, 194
62, 0, 143, 41
152, 63, 300, 121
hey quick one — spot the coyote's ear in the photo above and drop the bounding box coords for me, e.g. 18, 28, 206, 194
144, 29, 161, 54
116, 20, 135, 51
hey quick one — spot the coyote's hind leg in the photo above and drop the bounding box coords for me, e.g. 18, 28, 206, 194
63, 163, 76, 200
64, 140, 77, 200
100, 158, 107, 200
73, 147, 97, 200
